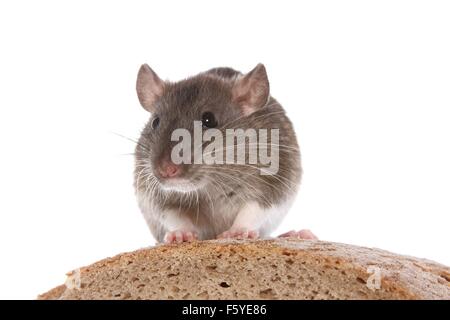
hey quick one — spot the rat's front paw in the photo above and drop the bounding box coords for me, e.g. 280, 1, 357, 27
217, 228, 259, 240
164, 230, 198, 244
278, 229, 318, 240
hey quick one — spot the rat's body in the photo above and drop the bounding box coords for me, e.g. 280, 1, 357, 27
134, 64, 306, 243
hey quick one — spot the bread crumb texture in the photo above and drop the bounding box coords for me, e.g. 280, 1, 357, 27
38, 239, 450, 300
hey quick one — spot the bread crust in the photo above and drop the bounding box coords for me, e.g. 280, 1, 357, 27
38, 239, 450, 300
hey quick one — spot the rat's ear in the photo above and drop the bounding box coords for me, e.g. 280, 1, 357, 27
232, 63, 270, 115
136, 64, 165, 112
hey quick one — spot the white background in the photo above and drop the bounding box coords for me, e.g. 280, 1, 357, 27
0, 1, 449, 299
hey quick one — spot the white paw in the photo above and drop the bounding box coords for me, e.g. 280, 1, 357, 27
217, 228, 259, 240
278, 229, 318, 240
164, 230, 198, 244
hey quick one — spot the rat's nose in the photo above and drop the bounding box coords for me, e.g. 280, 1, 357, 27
158, 160, 181, 178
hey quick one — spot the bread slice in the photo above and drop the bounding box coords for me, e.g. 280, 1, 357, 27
38, 239, 450, 300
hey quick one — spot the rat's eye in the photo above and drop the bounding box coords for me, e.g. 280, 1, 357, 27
202, 112, 217, 128
151, 116, 160, 129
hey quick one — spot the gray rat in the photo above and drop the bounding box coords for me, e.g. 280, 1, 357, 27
134, 63, 316, 243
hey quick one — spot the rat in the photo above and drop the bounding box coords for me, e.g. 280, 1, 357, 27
134, 63, 317, 243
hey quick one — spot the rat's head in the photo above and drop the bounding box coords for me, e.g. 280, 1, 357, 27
134, 64, 270, 193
